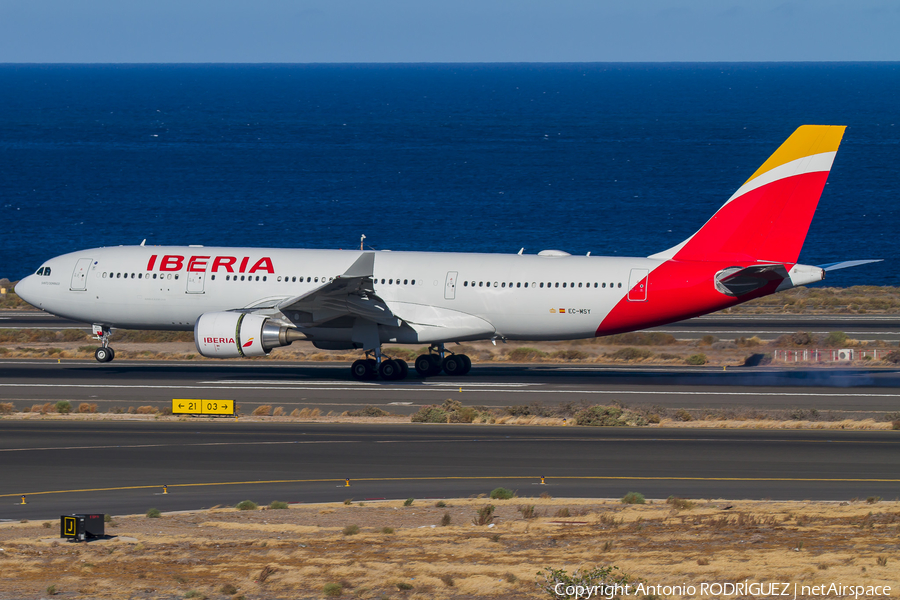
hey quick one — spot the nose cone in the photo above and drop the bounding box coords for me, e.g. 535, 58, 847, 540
14, 275, 39, 307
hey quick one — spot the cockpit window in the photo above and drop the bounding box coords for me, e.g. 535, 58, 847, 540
35, 267, 51, 276
36, 267, 44, 275
44, 267, 50, 276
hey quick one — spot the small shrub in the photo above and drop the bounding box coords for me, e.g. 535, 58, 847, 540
606, 347, 653, 361
441, 512, 451, 526
103, 514, 112, 523
395, 582, 413, 591
220, 584, 238, 595
42, 521, 52, 529
135, 405, 158, 414
252, 405, 272, 416
323, 582, 343, 596
0, 402, 14, 415
698, 334, 718, 346
435, 500, 446, 508
866, 496, 881, 504
440, 574, 455, 587
46, 585, 58, 596
235, 500, 258, 511
876, 556, 887, 566
343, 524, 360, 536
621, 492, 646, 505
686, 353, 707, 366
146, 508, 161, 518
674, 408, 693, 422
381, 527, 394, 534
272, 407, 284, 416
343, 498, 353, 505
491, 533, 501, 542
403, 498, 414, 506
537, 566, 632, 598
824, 331, 848, 346
602, 541, 614, 552
519, 505, 536, 519
507, 347, 548, 362
268, 501, 289, 509
77, 402, 97, 413
697, 557, 710, 566
473, 504, 495, 525
345, 405, 390, 417
55, 401, 72, 414
555, 507, 570, 518
183, 591, 206, 599
667, 496, 695, 510
490, 487, 514, 500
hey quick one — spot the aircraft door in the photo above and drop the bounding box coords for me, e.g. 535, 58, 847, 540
186, 269, 206, 294
627, 268, 649, 302
70, 258, 93, 291
444, 271, 458, 300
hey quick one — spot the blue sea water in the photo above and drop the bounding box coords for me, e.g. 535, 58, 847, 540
1, 63, 898, 285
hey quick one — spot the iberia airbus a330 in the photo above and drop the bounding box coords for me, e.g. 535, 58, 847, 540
15, 126, 876, 380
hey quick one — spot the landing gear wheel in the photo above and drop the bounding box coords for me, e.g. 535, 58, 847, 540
415, 354, 442, 377
379, 359, 403, 381
442, 354, 465, 376
94, 347, 114, 363
351, 359, 376, 381
459, 354, 472, 375
396, 359, 409, 379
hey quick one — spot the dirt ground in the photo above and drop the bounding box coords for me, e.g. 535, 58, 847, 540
1, 497, 898, 600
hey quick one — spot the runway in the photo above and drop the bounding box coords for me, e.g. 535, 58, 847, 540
2, 421, 899, 520
4, 311, 900, 341
2, 360, 900, 417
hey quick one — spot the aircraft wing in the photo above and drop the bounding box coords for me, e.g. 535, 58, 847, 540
275, 252, 400, 327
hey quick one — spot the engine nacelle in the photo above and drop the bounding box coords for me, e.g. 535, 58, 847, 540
194, 312, 305, 358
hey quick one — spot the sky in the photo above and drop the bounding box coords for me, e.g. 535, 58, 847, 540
0, 0, 898, 62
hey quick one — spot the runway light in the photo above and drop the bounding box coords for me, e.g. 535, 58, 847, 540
20, 495, 26, 505
345, 478, 350, 487
540, 476, 545, 485
163, 485, 168, 495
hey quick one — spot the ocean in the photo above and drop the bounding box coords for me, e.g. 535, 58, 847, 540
1, 63, 898, 285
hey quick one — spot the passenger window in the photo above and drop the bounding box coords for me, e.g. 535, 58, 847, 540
152, 273, 156, 279
262, 276, 266, 281
594, 283, 598, 288
131, 273, 135, 279
479, 282, 483, 287
139, 274, 143, 279
116, 273, 121, 279
540, 282, 544, 288
555, 282, 559, 288
501, 282, 506, 288
389, 279, 393, 284
602, 283, 606, 288
210, 275, 214, 281
256, 276, 260, 281
493, 282, 498, 288
464, 281, 468, 287
578, 282, 583, 288
525, 282, 530, 288
277, 276, 282, 282
517, 282, 521, 288
292, 277, 297, 282
241, 276, 245, 281
618, 283, 622, 288
226, 275, 230, 281
404, 279, 408, 285
102, 272, 107, 278
562, 282, 566, 288
174, 274, 179, 280
167, 274, 172, 280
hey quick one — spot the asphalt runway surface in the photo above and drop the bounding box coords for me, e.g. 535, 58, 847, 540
2, 421, 899, 520
4, 311, 900, 342
2, 360, 900, 418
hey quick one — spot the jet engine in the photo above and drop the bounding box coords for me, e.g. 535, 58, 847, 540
194, 312, 305, 358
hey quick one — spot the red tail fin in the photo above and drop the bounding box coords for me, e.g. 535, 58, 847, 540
650, 125, 846, 264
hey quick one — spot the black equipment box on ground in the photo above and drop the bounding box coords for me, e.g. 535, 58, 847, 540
60, 514, 105, 541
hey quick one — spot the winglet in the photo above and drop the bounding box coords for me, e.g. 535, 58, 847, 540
650, 125, 846, 264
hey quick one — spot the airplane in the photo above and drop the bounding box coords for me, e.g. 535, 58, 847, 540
14, 125, 879, 381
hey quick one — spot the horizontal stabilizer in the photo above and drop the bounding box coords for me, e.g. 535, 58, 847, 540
817, 259, 883, 272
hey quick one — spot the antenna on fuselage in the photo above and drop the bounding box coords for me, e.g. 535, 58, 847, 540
360, 234, 366, 251
140, 239, 146, 246
518, 248, 524, 255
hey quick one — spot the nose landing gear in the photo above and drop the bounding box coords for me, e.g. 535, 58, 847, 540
92, 325, 115, 363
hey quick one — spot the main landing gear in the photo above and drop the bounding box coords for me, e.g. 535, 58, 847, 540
92, 324, 115, 363
349, 344, 471, 381
414, 344, 471, 378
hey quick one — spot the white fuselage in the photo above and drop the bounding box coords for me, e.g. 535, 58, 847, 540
17, 245, 665, 344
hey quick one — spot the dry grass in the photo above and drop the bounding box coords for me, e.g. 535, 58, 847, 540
1, 498, 898, 599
